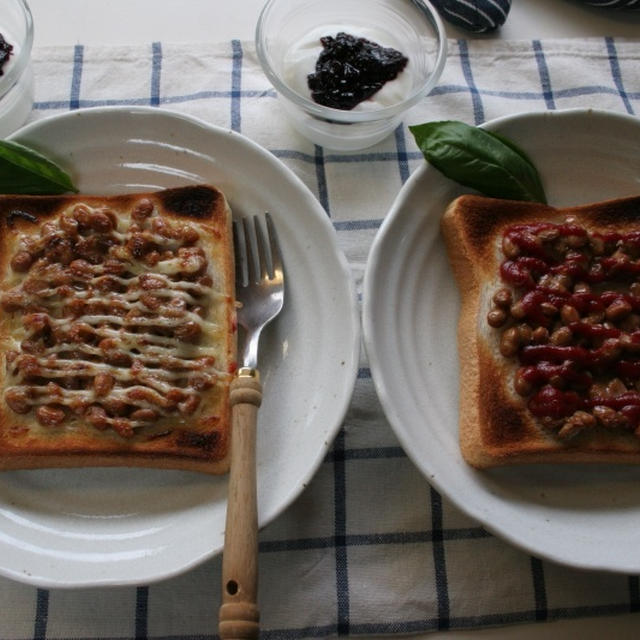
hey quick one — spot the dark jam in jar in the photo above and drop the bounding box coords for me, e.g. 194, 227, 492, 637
0, 33, 13, 76
307, 32, 408, 110
489, 219, 640, 439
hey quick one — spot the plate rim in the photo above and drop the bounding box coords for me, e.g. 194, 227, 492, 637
1, 105, 361, 588
363, 107, 640, 573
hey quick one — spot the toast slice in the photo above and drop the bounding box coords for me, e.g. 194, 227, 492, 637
0, 185, 235, 473
441, 193, 640, 468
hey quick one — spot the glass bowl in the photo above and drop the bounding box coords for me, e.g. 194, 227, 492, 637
0, 0, 34, 138
255, 0, 447, 151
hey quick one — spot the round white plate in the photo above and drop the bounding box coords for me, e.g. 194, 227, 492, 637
363, 109, 640, 573
2, 106, 359, 587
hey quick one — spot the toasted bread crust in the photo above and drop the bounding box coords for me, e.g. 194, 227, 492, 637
442, 193, 640, 468
0, 185, 235, 473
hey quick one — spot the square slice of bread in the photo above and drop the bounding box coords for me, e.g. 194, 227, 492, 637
441, 193, 640, 468
0, 185, 235, 473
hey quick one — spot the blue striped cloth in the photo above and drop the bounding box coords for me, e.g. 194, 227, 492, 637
430, 0, 512, 32
582, 0, 640, 9
430, 0, 639, 34
1, 36, 640, 640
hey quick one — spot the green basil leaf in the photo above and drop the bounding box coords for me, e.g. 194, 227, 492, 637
409, 120, 547, 204
0, 139, 77, 194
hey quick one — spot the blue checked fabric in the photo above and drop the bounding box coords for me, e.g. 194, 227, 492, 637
2, 36, 640, 640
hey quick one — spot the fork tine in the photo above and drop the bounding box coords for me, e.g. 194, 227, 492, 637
233, 219, 248, 288
253, 215, 271, 280
242, 216, 260, 285
265, 212, 283, 278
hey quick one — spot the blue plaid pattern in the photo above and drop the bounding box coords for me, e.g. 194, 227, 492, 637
1, 36, 640, 639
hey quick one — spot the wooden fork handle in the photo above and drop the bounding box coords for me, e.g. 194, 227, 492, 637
219, 370, 262, 640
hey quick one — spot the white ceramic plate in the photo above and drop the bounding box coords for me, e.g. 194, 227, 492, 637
363, 109, 640, 573
1, 106, 359, 587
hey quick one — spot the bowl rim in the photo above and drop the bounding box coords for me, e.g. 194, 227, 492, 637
254, 0, 448, 124
0, 0, 34, 98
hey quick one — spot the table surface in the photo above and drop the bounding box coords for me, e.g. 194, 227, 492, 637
21, 0, 640, 638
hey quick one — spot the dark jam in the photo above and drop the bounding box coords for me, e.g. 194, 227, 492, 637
0, 33, 13, 76
492, 219, 640, 436
307, 32, 408, 110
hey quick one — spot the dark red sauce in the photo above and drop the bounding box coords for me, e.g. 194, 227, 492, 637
307, 32, 408, 110
528, 386, 582, 419
528, 387, 640, 420
498, 221, 640, 427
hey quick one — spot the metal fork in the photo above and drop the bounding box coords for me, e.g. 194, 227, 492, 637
218, 213, 284, 640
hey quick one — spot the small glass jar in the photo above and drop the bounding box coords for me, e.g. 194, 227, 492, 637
256, 0, 447, 151
0, 0, 34, 138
